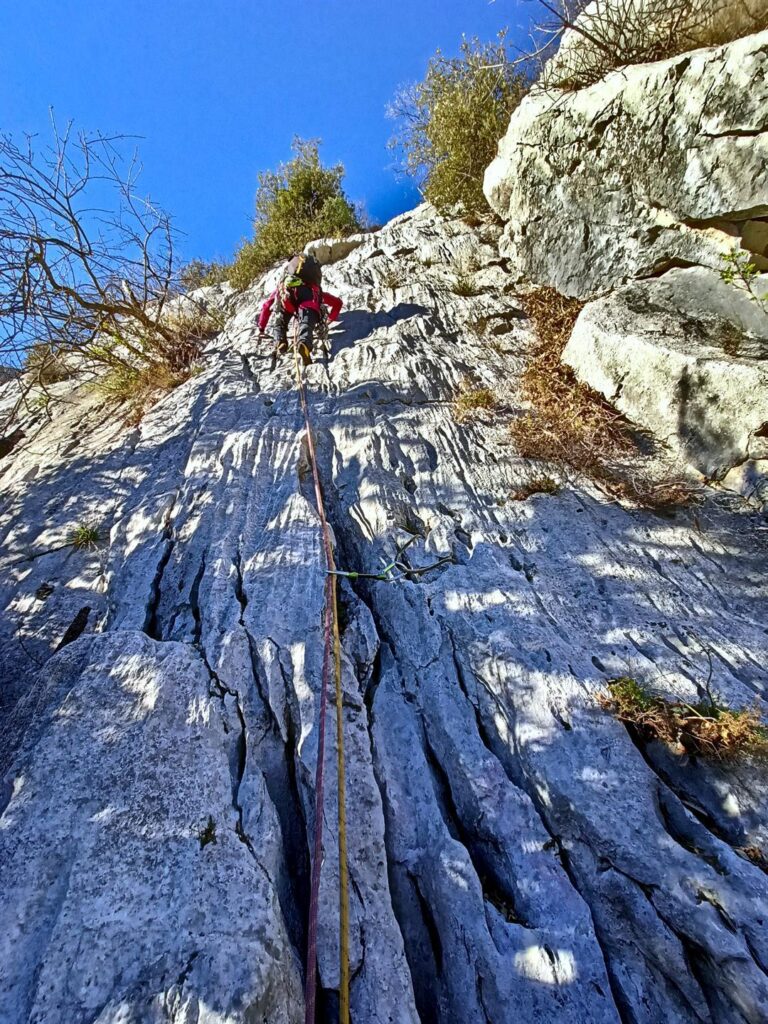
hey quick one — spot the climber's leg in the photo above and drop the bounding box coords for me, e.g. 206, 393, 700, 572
272, 309, 291, 355
298, 307, 320, 366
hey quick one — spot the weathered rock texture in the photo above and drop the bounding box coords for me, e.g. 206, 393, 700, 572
563, 267, 768, 491
2, 206, 768, 1023
484, 29, 768, 297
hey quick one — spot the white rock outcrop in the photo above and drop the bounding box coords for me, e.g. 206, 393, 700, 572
563, 267, 768, 489
1, 206, 767, 1023
306, 234, 367, 266
484, 29, 768, 297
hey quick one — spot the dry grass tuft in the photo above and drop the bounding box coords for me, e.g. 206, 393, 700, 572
510, 475, 560, 500
453, 380, 497, 423
378, 264, 403, 291
740, 845, 768, 871
599, 676, 768, 760
511, 287, 698, 510
94, 305, 214, 420
23, 343, 73, 385
452, 272, 480, 297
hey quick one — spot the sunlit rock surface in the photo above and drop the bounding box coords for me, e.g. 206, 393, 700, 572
485, 29, 768, 296
563, 267, 768, 496
1, 205, 767, 1023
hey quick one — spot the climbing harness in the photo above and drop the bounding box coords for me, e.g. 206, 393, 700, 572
292, 322, 351, 1024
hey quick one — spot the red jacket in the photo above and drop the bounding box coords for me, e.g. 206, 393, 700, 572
258, 285, 342, 333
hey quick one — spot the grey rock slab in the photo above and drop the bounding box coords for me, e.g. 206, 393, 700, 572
2, 204, 768, 1023
562, 268, 768, 480
484, 30, 768, 296
0, 630, 303, 1024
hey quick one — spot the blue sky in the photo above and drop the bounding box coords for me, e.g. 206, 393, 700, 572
1, 1, 535, 264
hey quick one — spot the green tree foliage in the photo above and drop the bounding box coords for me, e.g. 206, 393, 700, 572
179, 259, 231, 291
230, 139, 361, 290
388, 34, 528, 217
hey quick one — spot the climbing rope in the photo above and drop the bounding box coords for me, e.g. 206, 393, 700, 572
292, 323, 350, 1024
290, 318, 451, 1024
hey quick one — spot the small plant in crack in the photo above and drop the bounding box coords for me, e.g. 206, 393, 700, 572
451, 271, 480, 297
466, 314, 490, 339
452, 378, 497, 423
719, 320, 745, 358
68, 522, 102, 550
378, 264, 402, 291
510, 475, 560, 501
198, 816, 217, 848
719, 248, 768, 314
598, 676, 768, 760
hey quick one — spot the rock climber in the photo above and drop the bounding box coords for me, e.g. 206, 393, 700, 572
258, 253, 342, 366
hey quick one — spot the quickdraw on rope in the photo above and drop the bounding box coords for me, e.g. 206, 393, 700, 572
328, 534, 453, 584
292, 322, 350, 1024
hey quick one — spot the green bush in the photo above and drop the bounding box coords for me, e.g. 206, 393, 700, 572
180, 259, 231, 291
388, 34, 528, 217
230, 139, 361, 290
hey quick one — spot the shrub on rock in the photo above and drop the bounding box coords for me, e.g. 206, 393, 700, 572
388, 34, 528, 217
543, 0, 768, 91
230, 139, 361, 290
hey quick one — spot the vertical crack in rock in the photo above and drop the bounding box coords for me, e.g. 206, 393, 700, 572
228, 542, 310, 956
143, 499, 178, 640
420, 719, 532, 930
247, 630, 310, 956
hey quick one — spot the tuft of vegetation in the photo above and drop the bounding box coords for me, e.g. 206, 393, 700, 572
719, 321, 746, 358
510, 475, 560, 500
510, 287, 698, 510
96, 361, 190, 407
388, 33, 528, 217
541, 0, 768, 92
93, 305, 216, 417
452, 272, 480, 298
198, 816, 217, 849
69, 523, 102, 550
453, 379, 497, 423
378, 264, 403, 291
179, 259, 231, 292
23, 343, 73, 385
230, 139, 361, 290
719, 247, 768, 314
466, 314, 491, 339
599, 676, 768, 760
740, 845, 768, 871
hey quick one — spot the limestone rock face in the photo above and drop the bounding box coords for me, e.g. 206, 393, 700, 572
306, 234, 367, 265
484, 30, 768, 297
562, 267, 768, 487
2, 205, 768, 1023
